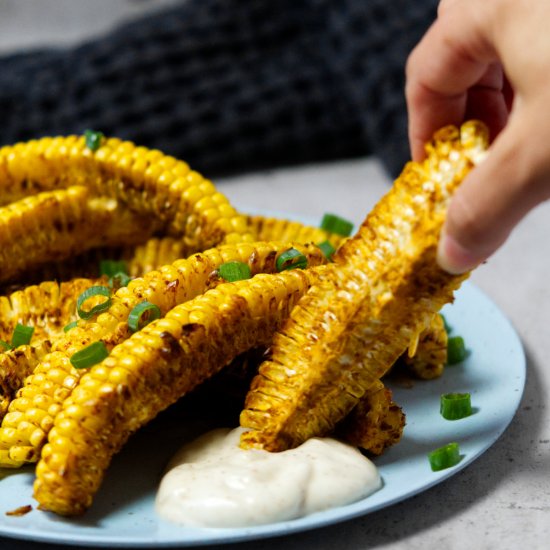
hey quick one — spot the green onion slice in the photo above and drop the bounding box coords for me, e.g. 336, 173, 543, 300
428, 442, 461, 471
276, 248, 308, 272
317, 240, 336, 260
70, 341, 109, 369
440, 393, 472, 420
109, 271, 131, 289
63, 321, 78, 333
84, 129, 104, 151
128, 301, 162, 332
447, 336, 467, 365
77, 286, 112, 319
11, 324, 34, 348
320, 213, 354, 237
218, 261, 252, 282
99, 259, 128, 278
0, 340, 13, 351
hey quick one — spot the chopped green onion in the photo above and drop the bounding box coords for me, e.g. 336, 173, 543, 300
440, 314, 452, 334
11, 324, 34, 347
0, 340, 13, 351
109, 271, 131, 289
317, 240, 336, 260
77, 286, 112, 320
84, 129, 104, 151
320, 213, 354, 237
70, 341, 109, 369
440, 393, 472, 420
218, 261, 252, 282
447, 336, 467, 364
99, 259, 128, 278
63, 321, 78, 333
428, 442, 461, 471
128, 301, 162, 332
276, 248, 308, 272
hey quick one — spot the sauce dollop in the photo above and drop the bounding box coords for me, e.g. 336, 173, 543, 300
156, 427, 381, 528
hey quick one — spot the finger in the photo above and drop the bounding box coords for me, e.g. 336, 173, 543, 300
437, 109, 550, 273
406, 2, 498, 160
464, 64, 510, 139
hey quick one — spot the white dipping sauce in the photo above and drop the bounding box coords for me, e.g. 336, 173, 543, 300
155, 427, 381, 528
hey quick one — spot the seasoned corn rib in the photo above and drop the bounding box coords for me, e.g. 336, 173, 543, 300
401, 313, 448, 379
336, 380, 405, 455
33, 269, 320, 516
240, 121, 488, 451
246, 214, 346, 250
0, 242, 326, 467
0, 135, 253, 250
0, 277, 105, 420
0, 186, 155, 284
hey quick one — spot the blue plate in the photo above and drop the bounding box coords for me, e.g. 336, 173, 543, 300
0, 282, 525, 547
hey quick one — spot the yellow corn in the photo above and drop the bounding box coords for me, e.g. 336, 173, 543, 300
401, 313, 448, 379
246, 214, 346, 249
33, 268, 319, 516
0, 135, 254, 251
0, 241, 326, 467
240, 121, 488, 451
336, 379, 405, 455
0, 186, 154, 284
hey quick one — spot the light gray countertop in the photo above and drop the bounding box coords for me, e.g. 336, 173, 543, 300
0, 2, 549, 549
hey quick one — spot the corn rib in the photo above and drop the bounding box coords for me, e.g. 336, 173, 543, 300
0, 136, 253, 251
0, 186, 155, 284
33, 269, 319, 516
336, 380, 405, 455
240, 121, 488, 451
0, 242, 326, 467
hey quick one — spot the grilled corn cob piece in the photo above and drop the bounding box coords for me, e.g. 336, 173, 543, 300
401, 313, 448, 379
246, 214, 346, 250
0, 242, 326, 467
240, 121, 488, 451
0, 278, 106, 420
336, 380, 405, 455
0, 135, 253, 250
33, 269, 319, 516
0, 186, 155, 284
0, 278, 104, 343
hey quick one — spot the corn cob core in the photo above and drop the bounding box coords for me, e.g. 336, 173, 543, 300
33, 269, 319, 516
0, 135, 254, 252
240, 121, 488, 451
0, 241, 326, 467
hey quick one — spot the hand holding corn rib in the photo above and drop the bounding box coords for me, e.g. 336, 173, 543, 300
240, 121, 488, 451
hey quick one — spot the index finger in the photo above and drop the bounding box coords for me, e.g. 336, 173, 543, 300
405, 2, 499, 160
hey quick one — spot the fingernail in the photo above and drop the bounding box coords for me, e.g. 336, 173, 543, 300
437, 232, 479, 274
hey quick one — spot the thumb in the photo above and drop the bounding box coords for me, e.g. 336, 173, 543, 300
438, 113, 550, 274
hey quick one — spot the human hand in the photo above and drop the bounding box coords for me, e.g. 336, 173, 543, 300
406, 0, 550, 273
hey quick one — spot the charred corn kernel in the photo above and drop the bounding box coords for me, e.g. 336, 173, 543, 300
240, 121, 488, 451
336, 380, 406, 455
401, 313, 448, 379
33, 268, 320, 516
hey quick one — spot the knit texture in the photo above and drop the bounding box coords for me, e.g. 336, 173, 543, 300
0, 0, 437, 177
